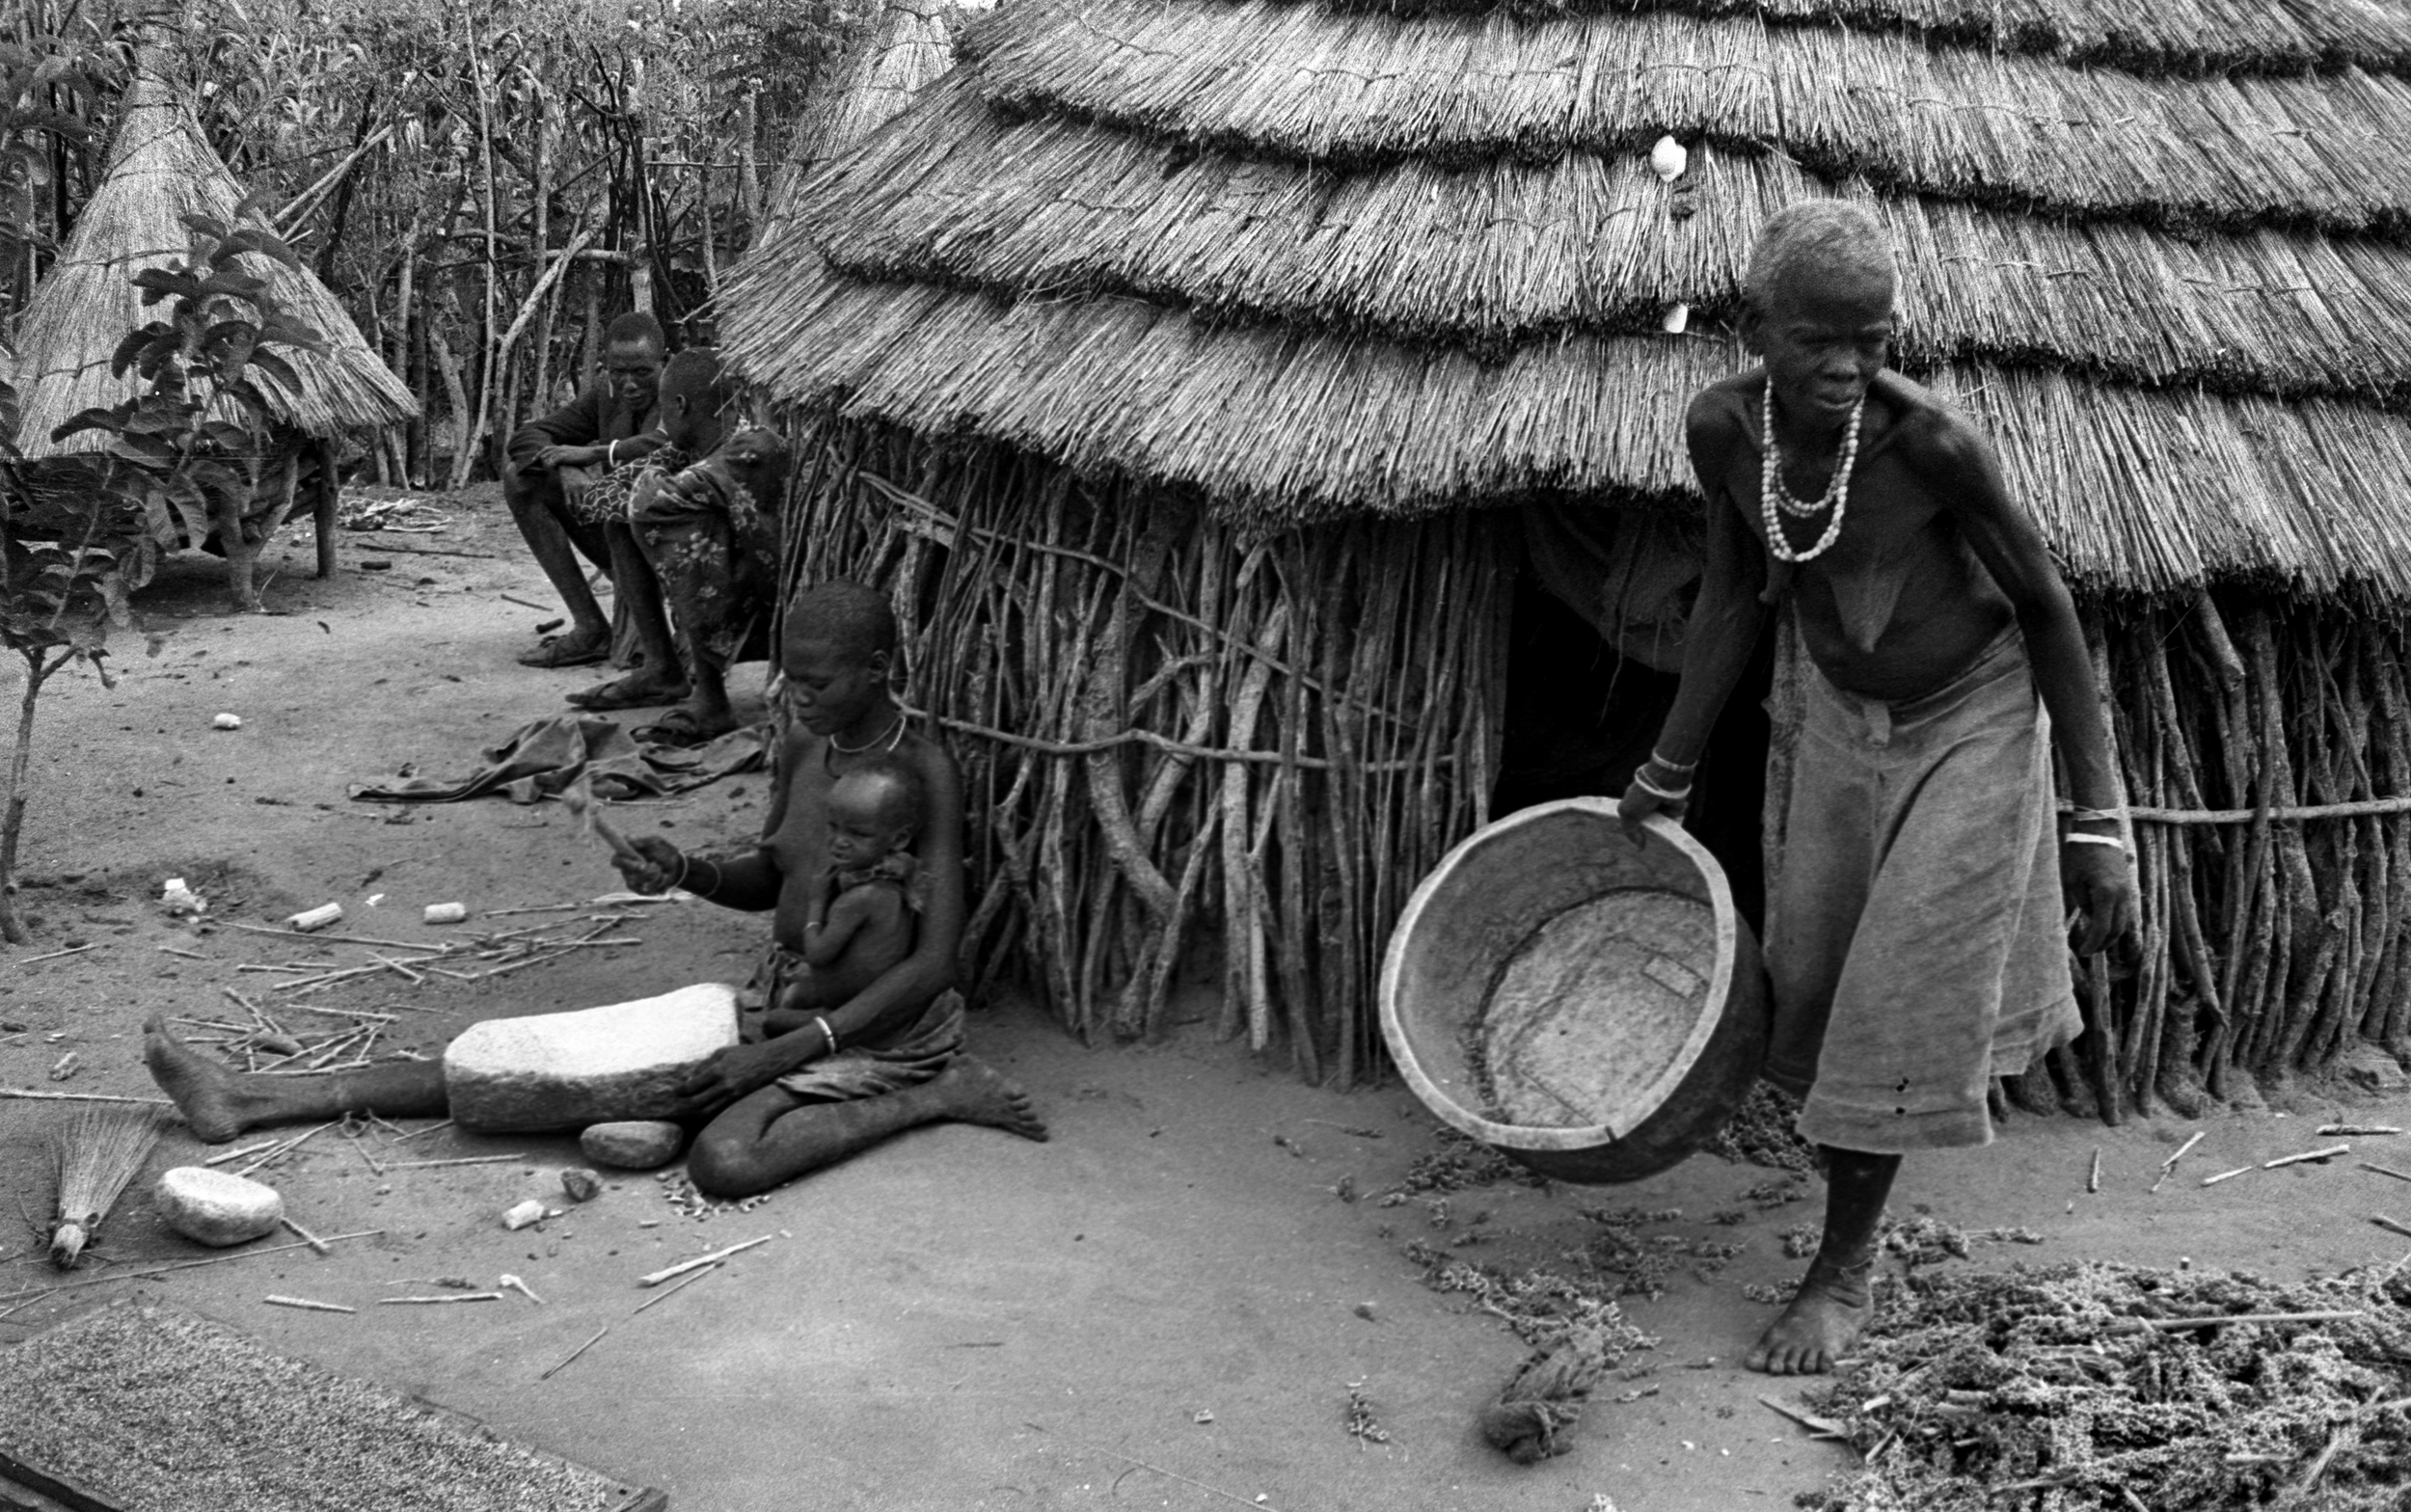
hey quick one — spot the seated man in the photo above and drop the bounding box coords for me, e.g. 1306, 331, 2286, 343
566, 348, 792, 740
503, 311, 674, 670
142, 582, 1046, 1198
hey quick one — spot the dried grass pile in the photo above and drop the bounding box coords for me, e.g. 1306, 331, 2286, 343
1798, 1261, 2411, 1512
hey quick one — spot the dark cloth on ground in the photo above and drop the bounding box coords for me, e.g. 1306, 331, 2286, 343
630, 430, 789, 671
735, 947, 964, 1101
1764, 625, 2080, 1154
349, 714, 767, 804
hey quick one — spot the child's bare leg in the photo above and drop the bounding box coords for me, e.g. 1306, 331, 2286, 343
687, 1057, 1046, 1198
1747, 1146, 1900, 1375
144, 1016, 447, 1143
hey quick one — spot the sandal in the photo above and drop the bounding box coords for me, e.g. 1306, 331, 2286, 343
566, 676, 691, 712
634, 707, 732, 748
516, 632, 611, 669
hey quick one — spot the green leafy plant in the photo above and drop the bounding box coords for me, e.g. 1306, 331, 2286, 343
0, 202, 326, 944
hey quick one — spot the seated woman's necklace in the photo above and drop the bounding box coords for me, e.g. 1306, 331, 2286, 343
1760, 380, 1865, 564
826, 710, 907, 759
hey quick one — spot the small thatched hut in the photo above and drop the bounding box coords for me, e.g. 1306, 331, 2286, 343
726, 0, 2411, 1112
7, 71, 417, 607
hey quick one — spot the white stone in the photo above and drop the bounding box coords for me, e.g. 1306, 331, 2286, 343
156, 1167, 284, 1247
501, 1199, 548, 1230
443, 984, 739, 1133
581, 1120, 687, 1170
1649, 134, 1688, 182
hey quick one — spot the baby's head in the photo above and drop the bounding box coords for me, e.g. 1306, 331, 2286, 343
826, 754, 925, 870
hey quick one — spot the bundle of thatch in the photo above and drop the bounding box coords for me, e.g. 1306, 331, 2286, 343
725, 0, 2411, 1100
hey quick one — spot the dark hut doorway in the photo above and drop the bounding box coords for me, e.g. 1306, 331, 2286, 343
1491, 511, 1774, 932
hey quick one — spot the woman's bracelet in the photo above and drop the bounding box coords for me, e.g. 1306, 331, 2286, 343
813, 1016, 840, 1057
2066, 805, 2126, 824
1646, 750, 1698, 775
605, 439, 619, 467
1632, 769, 1693, 803
668, 853, 721, 898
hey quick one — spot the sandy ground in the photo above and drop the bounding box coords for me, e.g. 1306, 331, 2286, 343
5, 490, 2411, 1512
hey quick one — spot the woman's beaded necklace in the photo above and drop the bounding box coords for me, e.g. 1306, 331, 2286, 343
1759, 378, 1865, 564
826, 710, 907, 758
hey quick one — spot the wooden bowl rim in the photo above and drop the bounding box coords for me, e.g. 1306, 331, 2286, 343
1377, 800, 1741, 1152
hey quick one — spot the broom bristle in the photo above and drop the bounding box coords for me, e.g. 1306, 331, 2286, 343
48, 1105, 167, 1269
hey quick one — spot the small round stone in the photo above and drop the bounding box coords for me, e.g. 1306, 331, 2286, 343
579, 1120, 685, 1171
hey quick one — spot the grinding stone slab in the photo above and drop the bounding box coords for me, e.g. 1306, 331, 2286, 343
444, 983, 739, 1133
0, 1302, 664, 1512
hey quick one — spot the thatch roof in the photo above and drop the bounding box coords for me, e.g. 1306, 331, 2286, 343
722, 0, 2411, 600
761, 0, 989, 237
7, 75, 417, 458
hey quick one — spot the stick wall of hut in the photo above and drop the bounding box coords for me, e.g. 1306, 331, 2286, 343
785, 422, 1513, 1089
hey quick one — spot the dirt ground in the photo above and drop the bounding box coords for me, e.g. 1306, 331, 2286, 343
6, 489, 2411, 1512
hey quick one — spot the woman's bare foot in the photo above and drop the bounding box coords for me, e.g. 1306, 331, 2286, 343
142, 1015, 266, 1143
1747, 1252, 1875, 1375
934, 1058, 1048, 1141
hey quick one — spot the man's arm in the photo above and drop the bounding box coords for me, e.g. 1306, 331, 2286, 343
1619, 389, 1770, 831
505, 383, 607, 473
1912, 412, 2137, 954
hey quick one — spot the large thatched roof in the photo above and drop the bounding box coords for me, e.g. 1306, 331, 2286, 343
761, 0, 989, 236
7, 75, 417, 458
722, 0, 2411, 600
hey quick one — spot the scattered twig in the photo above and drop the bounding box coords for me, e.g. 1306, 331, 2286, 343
2372, 1215, 2411, 1242
631, 1263, 717, 1313
383, 1152, 527, 1170
499, 592, 554, 612
224, 922, 449, 952
203, 1139, 281, 1168
2139, 1310, 2366, 1331
637, 1234, 772, 1287
0, 1230, 383, 1304
1759, 1395, 1849, 1438
380, 1292, 505, 1305
2151, 1130, 2208, 1193
234, 1120, 337, 1176
2088, 1148, 2102, 1194
500, 1274, 545, 1305
0, 1089, 174, 1106
540, 1324, 611, 1380
156, 945, 209, 960
389, 1119, 454, 1143
264, 1295, 355, 1313
22, 943, 96, 963
2201, 1165, 2255, 1186
2264, 1144, 2351, 1170
2321, 1125, 2402, 1137
2361, 1161, 2411, 1185
281, 1215, 334, 1256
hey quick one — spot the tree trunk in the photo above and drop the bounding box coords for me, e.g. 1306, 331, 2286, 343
0, 650, 67, 946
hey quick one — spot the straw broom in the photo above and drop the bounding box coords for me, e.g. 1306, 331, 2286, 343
48, 1105, 168, 1269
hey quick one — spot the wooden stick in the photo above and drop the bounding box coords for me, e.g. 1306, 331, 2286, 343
2265, 1144, 2352, 1170
282, 1215, 333, 1256
2373, 1214, 2411, 1241
2322, 1125, 2402, 1136
383, 1152, 526, 1170
21, 942, 96, 963
264, 1295, 355, 1313
540, 1324, 610, 1380
499, 592, 554, 612
2201, 1165, 2255, 1186
2088, 1148, 2102, 1194
2161, 1130, 2208, 1171
380, 1292, 505, 1305
389, 1119, 454, 1143
2140, 1310, 2365, 1331
156, 945, 209, 960
235, 1120, 338, 1176
637, 1234, 772, 1286
0, 1230, 384, 1304
0, 1089, 173, 1105
203, 1140, 281, 1168
224, 922, 451, 952
631, 1262, 717, 1312
2360, 1161, 2411, 1184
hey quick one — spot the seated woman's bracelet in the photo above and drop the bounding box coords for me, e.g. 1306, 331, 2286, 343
2063, 832, 2130, 851
1631, 768, 1693, 802
813, 1016, 839, 1056
1646, 750, 1697, 774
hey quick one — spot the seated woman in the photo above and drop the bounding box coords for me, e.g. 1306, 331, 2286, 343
143, 581, 1045, 1198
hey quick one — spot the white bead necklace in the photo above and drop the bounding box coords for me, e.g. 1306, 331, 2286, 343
1759, 379, 1865, 564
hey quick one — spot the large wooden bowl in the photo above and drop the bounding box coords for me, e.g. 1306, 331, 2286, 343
1379, 800, 1768, 1183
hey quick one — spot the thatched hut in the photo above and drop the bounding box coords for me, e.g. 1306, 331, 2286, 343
724, 0, 2411, 1112
6, 71, 417, 608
